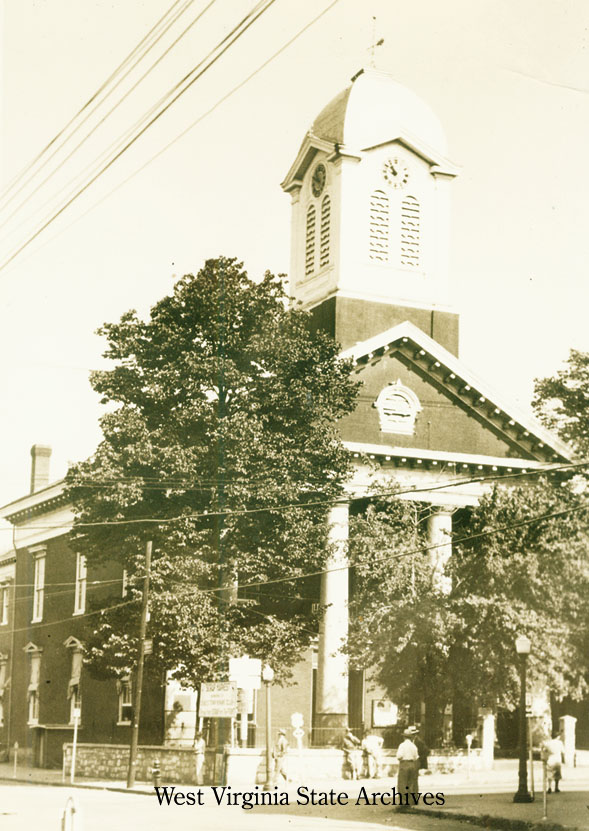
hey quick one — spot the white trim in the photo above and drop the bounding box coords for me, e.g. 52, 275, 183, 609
345, 441, 547, 469
340, 320, 572, 461
73, 553, 87, 615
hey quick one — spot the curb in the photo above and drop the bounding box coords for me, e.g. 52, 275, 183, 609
416, 807, 581, 831
0, 774, 153, 796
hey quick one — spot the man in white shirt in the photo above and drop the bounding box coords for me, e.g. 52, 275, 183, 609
544, 732, 565, 793
396, 726, 419, 802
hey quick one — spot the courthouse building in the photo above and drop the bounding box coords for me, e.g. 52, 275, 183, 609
0, 68, 578, 766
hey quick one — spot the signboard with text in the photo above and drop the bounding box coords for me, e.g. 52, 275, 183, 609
199, 681, 237, 718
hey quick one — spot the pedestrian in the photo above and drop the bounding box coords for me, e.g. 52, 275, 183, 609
545, 731, 565, 793
274, 728, 290, 782
193, 731, 206, 785
342, 728, 362, 779
413, 725, 429, 772
396, 726, 419, 806
361, 729, 384, 778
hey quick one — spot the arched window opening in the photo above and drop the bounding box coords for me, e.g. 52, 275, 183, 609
319, 196, 331, 268
369, 190, 389, 261
305, 205, 316, 276
400, 196, 420, 267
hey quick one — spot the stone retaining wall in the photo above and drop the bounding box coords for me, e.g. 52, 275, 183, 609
63, 743, 216, 785
63, 743, 484, 785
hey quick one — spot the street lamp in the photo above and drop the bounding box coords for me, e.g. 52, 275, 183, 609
262, 664, 274, 790
513, 634, 533, 803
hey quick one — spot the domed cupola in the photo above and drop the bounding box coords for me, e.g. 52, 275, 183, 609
281, 68, 461, 356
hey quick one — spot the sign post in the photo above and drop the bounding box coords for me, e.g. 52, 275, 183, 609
70, 707, 81, 784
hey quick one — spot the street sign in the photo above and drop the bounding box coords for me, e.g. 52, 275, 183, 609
291, 712, 304, 728
199, 681, 237, 718
229, 656, 262, 690
144, 639, 153, 656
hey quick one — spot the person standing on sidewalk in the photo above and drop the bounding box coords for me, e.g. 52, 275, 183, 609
193, 732, 206, 785
361, 729, 384, 778
545, 731, 565, 793
396, 726, 419, 803
413, 726, 429, 773
343, 729, 362, 779
274, 729, 290, 782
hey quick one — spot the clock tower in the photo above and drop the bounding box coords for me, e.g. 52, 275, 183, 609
281, 68, 461, 355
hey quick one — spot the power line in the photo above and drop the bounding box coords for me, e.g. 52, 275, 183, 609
0, 0, 278, 274
0, 0, 188, 206
0, 0, 214, 238
2, 458, 586, 534
0, 0, 341, 276
8, 598, 135, 635
188, 499, 589, 597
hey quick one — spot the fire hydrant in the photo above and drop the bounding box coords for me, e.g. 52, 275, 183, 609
151, 758, 161, 788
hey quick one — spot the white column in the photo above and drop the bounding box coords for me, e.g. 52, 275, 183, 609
559, 715, 577, 767
480, 710, 495, 770
315, 500, 349, 732
427, 507, 453, 593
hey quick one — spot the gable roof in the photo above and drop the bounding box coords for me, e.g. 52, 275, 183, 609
340, 320, 573, 465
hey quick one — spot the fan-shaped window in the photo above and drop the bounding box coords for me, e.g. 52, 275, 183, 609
400, 196, 420, 267
305, 205, 316, 276
369, 190, 389, 261
375, 380, 421, 435
319, 196, 331, 267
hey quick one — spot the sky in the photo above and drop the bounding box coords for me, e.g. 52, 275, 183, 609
0, 0, 588, 506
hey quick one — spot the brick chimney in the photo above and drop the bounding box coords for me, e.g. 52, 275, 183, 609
30, 444, 52, 493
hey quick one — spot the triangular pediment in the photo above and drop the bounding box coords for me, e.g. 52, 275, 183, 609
23, 642, 42, 654
339, 321, 572, 466
281, 131, 459, 193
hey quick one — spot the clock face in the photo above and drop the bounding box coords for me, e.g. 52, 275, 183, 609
383, 157, 409, 188
311, 163, 326, 197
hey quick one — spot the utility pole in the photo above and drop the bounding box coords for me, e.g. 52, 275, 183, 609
126, 540, 152, 789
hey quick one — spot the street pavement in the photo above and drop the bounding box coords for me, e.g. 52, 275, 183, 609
0, 757, 587, 830
0, 783, 470, 831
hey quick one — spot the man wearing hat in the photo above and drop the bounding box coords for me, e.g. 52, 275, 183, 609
342, 728, 362, 779
273, 728, 290, 782
396, 726, 419, 804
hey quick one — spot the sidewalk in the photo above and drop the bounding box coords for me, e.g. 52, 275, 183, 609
0, 757, 587, 829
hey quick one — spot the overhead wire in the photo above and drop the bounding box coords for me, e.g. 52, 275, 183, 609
0, 0, 189, 207
0, 0, 341, 276
0, 0, 279, 274
2, 457, 586, 534
0, 0, 215, 239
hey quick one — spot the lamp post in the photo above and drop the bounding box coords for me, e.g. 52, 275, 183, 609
513, 634, 533, 803
262, 664, 274, 790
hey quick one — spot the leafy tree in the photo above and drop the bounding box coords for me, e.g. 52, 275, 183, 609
533, 348, 589, 455
66, 257, 358, 687
347, 479, 589, 745
449, 479, 589, 711
347, 491, 452, 745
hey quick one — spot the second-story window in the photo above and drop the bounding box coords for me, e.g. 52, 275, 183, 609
32, 553, 45, 623
0, 653, 8, 726
74, 554, 87, 615
0, 584, 9, 625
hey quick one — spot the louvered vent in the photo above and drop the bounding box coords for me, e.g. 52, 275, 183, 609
305, 204, 316, 276
319, 195, 331, 267
400, 196, 420, 267
369, 189, 389, 261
